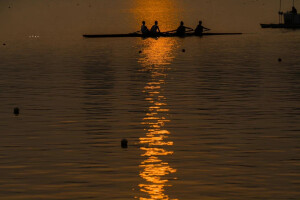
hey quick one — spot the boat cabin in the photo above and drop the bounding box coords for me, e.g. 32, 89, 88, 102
284, 12, 300, 25
261, 3, 300, 29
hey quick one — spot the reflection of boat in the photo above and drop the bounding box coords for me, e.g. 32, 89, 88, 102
83, 32, 242, 38
261, 0, 300, 29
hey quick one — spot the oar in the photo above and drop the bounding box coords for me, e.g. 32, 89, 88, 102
162, 30, 176, 34
186, 29, 194, 33
163, 28, 195, 34
130, 31, 140, 34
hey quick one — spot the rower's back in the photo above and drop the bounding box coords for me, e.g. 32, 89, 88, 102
141, 21, 149, 34
176, 21, 186, 36
195, 21, 204, 36
150, 21, 160, 34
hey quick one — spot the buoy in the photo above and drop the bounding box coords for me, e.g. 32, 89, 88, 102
278, 58, 282, 62
14, 107, 19, 116
182, 49, 186, 52
139, 50, 142, 54
3, 43, 6, 46
121, 139, 128, 148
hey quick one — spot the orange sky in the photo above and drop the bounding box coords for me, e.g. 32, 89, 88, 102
0, 0, 299, 38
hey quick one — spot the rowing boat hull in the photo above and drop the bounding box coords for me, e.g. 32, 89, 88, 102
83, 32, 242, 38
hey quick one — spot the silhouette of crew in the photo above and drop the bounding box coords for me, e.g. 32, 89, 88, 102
141, 21, 150, 35
175, 21, 193, 36
195, 21, 210, 36
150, 21, 161, 35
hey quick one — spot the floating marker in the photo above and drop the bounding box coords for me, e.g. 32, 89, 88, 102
14, 107, 19, 116
121, 139, 128, 148
139, 50, 142, 54
278, 58, 282, 62
182, 49, 186, 52
3, 43, 6, 46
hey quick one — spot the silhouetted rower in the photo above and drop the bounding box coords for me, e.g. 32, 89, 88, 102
176, 21, 193, 36
195, 21, 210, 36
167, 21, 193, 36
150, 21, 160, 35
141, 21, 150, 35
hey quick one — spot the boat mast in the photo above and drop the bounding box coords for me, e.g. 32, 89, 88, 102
279, 0, 283, 23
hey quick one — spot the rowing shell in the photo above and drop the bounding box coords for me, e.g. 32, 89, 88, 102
83, 32, 242, 38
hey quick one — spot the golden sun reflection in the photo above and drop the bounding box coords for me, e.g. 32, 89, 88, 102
131, 0, 182, 31
138, 69, 178, 200
132, 1, 180, 199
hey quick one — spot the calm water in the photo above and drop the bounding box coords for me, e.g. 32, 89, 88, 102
0, 1, 300, 199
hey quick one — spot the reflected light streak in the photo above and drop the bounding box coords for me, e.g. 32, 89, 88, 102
133, 1, 180, 199
131, 0, 181, 32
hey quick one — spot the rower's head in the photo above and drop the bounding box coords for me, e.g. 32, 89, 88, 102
155, 21, 158, 25
199, 20, 202, 25
180, 21, 184, 26
142, 21, 145, 25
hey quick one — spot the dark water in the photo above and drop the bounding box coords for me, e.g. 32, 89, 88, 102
1, 1, 300, 199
